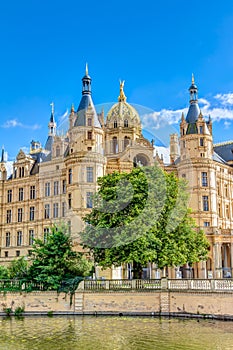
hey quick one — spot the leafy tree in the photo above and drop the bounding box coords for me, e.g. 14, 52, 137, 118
28, 225, 93, 290
8, 257, 28, 279
0, 265, 9, 279
81, 165, 209, 278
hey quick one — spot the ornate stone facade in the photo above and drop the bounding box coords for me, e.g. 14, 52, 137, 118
0, 69, 232, 280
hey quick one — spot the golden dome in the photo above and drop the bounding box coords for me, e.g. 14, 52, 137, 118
106, 81, 141, 125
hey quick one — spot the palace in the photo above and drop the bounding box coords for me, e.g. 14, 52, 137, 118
0, 67, 232, 279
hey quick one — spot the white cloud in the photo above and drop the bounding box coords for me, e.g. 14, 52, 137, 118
224, 121, 231, 129
1, 119, 41, 130
215, 93, 233, 106
140, 93, 233, 135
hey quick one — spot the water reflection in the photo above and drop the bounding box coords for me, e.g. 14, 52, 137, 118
0, 316, 233, 350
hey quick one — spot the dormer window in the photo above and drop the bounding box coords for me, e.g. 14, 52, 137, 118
114, 120, 118, 128
124, 119, 128, 127
199, 126, 203, 134
87, 118, 92, 126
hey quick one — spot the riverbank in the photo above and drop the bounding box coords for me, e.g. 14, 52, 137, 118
1, 278, 233, 320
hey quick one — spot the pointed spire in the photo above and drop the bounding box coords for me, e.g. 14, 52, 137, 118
181, 112, 185, 121
1, 146, 4, 163
192, 73, 195, 85
82, 64, 91, 95
118, 80, 127, 102
70, 103, 75, 114
50, 102, 55, 122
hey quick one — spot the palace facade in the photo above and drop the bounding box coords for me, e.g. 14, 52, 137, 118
0, 67, 232, 279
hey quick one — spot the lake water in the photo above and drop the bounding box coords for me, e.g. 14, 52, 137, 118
0, 315, 233, 350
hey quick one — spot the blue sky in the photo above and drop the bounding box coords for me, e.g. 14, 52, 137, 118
1, 0, 233, 159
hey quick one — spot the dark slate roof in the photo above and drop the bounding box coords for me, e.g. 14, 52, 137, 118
74, 94, 101, 128
30, 162, 39, 175
44, 135, 53, 151
186, 123, 198, 134
186, 103, 200, 124
212, 151, 227, 165
214, 142, 233, 162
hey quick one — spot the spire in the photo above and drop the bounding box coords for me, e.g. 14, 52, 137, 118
70, 103, 75, 114
82, 63, 91, 95
50, 102, 55, 123
189, 73, 198, 103
1, 146, 5, 163
48, 103, 56, 136
118, 80, 127, 102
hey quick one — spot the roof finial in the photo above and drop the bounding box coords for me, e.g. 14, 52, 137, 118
85, 62, 88, 76
50, 102, 54, 115
118, 80, 127, 102
70, 103, 75, 114
192, 73, 195, 85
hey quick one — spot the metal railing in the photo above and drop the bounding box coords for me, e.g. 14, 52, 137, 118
0, 280, 45, 292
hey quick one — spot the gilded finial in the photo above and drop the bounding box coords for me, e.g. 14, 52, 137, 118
85, 63, 88, 76
118, 80, 127, 102
192, 73, 195, 85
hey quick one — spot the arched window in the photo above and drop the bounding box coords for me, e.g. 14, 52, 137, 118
113, 137, 118, 154
124, 119, 128, 127
114, 120, 118, 128
124, 136, 130, 149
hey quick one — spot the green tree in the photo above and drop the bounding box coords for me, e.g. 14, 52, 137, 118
8, 257, 28, 279
81, 165, 209, 278
0, 265, 9, 279
28, 225, 93, 290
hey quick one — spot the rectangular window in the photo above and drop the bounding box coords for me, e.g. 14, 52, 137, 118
30, 185, 36, 200
6, 209, 12, 223
44, 228, 49, 243
201, 172, 208, 187
19, 188, 24, 201
86, 192, 93, 208
200, 138, 204, 146
7, 189, 12, 203
54, 181, 59, 195
87, 131, 92, 140
202, 196, 209, 211
44, 204, 50, 219
204, 222, 210, 227
199, 126, 203, 134
5, 232, 10, 247
62, 180, 66, 194
17, 231, 23, 246
18, 208, 23, 222
5, 251, 8, 258
53, 203, 59, 218
62, 202, 66, 217
86, 167, 93, 182
87, 118, 92, 126
29, 230, 34, 245
68, 169, 72, 184
226, 205, 230, 219
29, 206, 35, 221
45, 182, 50, 197
68, 193, 72, 209
16, 250, 20, 257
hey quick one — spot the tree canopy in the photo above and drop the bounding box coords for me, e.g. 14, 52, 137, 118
81, 165, 209, 278
28, 225, 93, 289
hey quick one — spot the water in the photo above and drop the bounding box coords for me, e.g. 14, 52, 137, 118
0, 316, 233, 350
